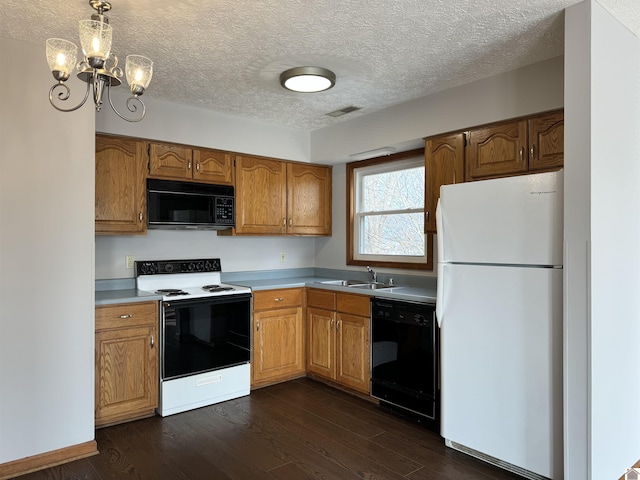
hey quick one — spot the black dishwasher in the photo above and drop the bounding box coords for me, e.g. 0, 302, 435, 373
370, 298, 439, 426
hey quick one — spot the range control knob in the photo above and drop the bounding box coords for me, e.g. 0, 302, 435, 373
414, 314, 427, 326
164, 263, 174, 273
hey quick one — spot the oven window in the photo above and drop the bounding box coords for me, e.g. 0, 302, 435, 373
163, 295, 251, 379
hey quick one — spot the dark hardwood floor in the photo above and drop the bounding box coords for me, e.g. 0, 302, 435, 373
20, 378, 524, 479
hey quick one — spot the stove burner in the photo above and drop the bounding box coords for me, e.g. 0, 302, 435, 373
202, 284, 234, 293
156, 289, 189, 296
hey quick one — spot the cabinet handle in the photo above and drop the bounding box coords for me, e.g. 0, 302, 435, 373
425, 211, 430, 222
150, 335, 154, 348
119, 314, 132, 319
530, 145, 535, 159
196, 163, 200, 171
289, 218, 292, 226
519, 148, 524, 161
330, 319, 334, 329
139, 212, 143, 222
256, 320, 260, 331
336, 320, 340, 331
188, 161, 192, 170
274, 297, 284, 302
283, 217, 286, 226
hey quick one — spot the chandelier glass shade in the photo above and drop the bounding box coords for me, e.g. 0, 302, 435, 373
45, 0, 153, 122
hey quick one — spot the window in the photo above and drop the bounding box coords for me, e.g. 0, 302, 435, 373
347, 149, 433, 270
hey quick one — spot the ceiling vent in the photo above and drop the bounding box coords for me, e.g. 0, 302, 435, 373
326, 106, 361, 117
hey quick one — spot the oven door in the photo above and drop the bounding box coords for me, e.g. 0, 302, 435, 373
161, 293, 251, 380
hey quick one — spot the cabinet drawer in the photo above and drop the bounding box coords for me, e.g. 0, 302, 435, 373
253, 288, 303, 310
337, 293, 370, 317
96, 302, 158, 331
307, 288, 336, 310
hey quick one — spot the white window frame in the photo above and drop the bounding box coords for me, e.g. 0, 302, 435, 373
352, 155, 427, 265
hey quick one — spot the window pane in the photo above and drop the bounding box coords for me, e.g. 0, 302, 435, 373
361, 166, 424, 212
361, 213, 424, 255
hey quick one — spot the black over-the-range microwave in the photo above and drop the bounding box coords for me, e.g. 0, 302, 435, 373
147, 179, 235, 230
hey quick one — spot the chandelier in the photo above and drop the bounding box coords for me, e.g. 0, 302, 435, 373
45, 0, 153, 122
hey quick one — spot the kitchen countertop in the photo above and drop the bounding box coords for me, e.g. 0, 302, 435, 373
95, 276, 436, 306
95, 288, 163, 306
231, 276, 436, 304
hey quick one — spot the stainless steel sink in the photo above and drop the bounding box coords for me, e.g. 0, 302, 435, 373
317, 279, 368, 286
348, 282, 395, 290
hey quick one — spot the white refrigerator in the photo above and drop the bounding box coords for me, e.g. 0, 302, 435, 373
436, 170, 563, 480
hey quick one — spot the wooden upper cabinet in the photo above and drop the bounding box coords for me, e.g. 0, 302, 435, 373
232, 156, 332, 236
95, 134, 148, 235
424, 132, 465, 234
192, 148, 235, 185
148, 142, 234, 185
287, 163, 332, 236
234, 155, 288, 235
528, 111, 564, 172
466, 120, 528, 181
148, 142, 193, 180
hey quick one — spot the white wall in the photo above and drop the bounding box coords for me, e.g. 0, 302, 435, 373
311, 56, 565, 163
96, 56, 564, 280
565, 2, 640, 478
95, 231, 316, 278
314, 58, 564, 277
96, 92, 310, 162
0, 37, 95, 463
95, 94, 318, 279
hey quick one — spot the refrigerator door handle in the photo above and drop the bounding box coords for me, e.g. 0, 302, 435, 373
436, 263, 445, 327
436, 198, 444, 263
435, 199, 444, 326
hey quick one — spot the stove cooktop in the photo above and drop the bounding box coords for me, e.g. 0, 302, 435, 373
135, 258, 251, 300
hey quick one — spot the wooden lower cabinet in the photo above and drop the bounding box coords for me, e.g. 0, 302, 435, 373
95, 301, 158, 427
306, 289, 371, 394
251, 288, 305, 387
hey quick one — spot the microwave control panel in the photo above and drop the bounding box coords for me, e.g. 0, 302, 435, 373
214, 196, 235, 224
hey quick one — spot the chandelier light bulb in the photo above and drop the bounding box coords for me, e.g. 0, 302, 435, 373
46, 38, 78, 82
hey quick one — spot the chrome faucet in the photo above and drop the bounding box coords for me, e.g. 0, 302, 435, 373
366, 266, 377, 283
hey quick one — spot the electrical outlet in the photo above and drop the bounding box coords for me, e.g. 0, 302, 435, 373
126, 255, 135, 269
280, 252, 286, 263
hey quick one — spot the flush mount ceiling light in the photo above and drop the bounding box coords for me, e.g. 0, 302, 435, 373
45, 0, 153, 122
280, 66, 336, 93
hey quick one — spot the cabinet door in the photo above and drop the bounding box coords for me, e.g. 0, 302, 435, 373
234, 156, 287, 234
287, 163, 332, 236
95, 324, 158, 426
466, 120, 528, 181
307, 307, 336, 379
148, 142, 193, 180
528, 111, 564, 172
95, 135, 147, 235
192, 148, 235, 185
252, 307, 304, 386
336, 313, 370, 394
424, 132, 464, 234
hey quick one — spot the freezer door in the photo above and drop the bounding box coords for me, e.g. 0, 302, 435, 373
439, 170, 563, 266
440, 264, 562, 479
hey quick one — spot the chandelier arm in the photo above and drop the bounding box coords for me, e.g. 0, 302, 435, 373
106, 85, 146, 122
48, 81, 91, 113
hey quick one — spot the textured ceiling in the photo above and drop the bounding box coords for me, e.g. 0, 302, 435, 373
1, 0, 639, 130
